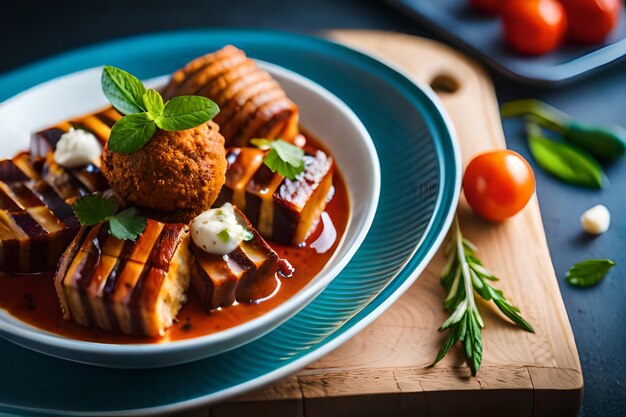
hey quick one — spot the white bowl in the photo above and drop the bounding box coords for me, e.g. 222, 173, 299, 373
0, 62, 380, 368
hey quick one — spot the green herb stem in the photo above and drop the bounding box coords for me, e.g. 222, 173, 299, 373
503, 99, 626, 160
432, 216, 533, 376
501, 99, 570, 134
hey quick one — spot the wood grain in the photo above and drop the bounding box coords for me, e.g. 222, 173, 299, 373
203, 30, 583, 417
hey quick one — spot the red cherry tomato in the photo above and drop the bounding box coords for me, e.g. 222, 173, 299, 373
560, 0, 621, 44
469, 0, 505, 14
463, 150, 535, 222
501, 0, 567, 55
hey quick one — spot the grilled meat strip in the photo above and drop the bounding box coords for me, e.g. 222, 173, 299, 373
0, 113, 113, 273
190, 207, 279, 311
54, 220, 191, 337
214, 147, 334, 245
0, 154, 85, 273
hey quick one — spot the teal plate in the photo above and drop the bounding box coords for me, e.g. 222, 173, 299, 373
0, 30, 460, 416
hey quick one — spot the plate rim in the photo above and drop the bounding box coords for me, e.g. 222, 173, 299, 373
0, 61, 381, 360
0, 29, 461, 416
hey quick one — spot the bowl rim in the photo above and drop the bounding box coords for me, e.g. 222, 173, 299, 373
0, 61, 381, 357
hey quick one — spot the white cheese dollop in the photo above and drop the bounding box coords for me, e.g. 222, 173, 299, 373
53, 128, 102, 168
580, 204, 610, 235
190, 203, 248, 255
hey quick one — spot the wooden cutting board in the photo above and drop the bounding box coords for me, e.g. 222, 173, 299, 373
200, 30, 583, 417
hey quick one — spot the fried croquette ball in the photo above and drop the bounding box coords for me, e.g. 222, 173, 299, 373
102, 121, 226, 222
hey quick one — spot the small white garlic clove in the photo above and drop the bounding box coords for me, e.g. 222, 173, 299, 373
580, 204, 610, 235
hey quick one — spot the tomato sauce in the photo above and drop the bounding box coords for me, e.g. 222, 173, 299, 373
0, 140, 350, 344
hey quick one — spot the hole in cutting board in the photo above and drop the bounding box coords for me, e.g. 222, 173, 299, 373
430, 74, 460, 94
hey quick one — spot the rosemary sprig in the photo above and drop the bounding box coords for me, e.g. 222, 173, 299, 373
432, 216, 534, 375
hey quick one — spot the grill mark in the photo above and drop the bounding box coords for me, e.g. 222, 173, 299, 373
7, 210, 47, 238
228, 247, 254, 273
128, 264, 152, 336
128, 224, 185, 334
41, 160, 90, 198
0, 160, 30, 183
10, 210, 49, 272
149, 224, 186, 270
94, 113, 117, 128
27, 181, 78, 227
70, 120, 108, 144
74, 227, 105, 326
101, 240, 135, 333
102, 240, 135, 296
0, 188, 20, 210
7, 182, 44, 208
30, 128, 64, 159
193, 256, 216, 312
54, 226, 89, 320
68, 164, 109, 193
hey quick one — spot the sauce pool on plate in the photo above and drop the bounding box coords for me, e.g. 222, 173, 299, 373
0, 154, 349, 344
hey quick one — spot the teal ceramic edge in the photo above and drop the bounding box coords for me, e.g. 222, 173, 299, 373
0, 29, 461, 416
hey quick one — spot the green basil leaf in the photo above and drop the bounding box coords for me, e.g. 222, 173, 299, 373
101, 66, 146, 115
72, 194, 119, 226
156, 96, 220, 131
108, 113, 156, 154
143, 89, 164, 118
108, 208, 147, 241
566, 259, 615, 287
528, 130, 604, 189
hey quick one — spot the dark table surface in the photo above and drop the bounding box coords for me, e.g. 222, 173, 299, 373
2, 1, 624, 416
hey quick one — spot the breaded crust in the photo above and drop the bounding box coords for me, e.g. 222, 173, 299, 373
163, 45, 300, 146
197, 60, 258, 102
215, 78, 280, 130
255, 99, 299, 140
212, 76, 276, 127
162, 45, 240, 99
174, 51, 247, 97
221, 88, 285, 143
102, 121, 226, 222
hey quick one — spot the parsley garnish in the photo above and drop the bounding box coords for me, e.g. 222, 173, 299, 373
565, 259, 615, 287
432, 217, 534, 375
102, 66, 220, 154
250, 139, 305, 180
72, 194, 147, 241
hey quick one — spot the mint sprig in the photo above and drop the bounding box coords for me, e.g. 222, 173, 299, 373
72, 194, 147, 241
102, 66, 146, 115
250, 139, 305, 180
102, 66, 220, 154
